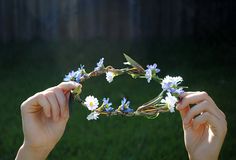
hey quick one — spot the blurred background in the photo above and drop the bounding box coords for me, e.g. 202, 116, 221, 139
0, 0, 235, 159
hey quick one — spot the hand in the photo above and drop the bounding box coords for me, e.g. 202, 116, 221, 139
177, 92, 227, 160
16, 82, 81, 160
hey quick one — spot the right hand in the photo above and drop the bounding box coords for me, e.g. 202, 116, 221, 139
177, 91, 227, 160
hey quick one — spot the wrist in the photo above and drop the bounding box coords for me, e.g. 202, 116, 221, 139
188, 152, 218, 160
15, 143, 53, 160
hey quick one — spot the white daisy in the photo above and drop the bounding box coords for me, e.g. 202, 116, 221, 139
161, 92, 178, 113
87, 111, 100, 120
84, 95, 99, 111
106, 72, 115, 83
161, 75, 183, 90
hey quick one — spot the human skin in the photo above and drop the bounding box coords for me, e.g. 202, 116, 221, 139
15, 82, 81, 160
16, 87, 227, 160
176, 92, 227, 160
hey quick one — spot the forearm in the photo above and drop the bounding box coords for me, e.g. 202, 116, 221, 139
15, 143, 52, 160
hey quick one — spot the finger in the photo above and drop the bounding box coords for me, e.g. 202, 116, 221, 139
176, 91, 201, 110
53, 88, 67, 118
66, 92, 70, 107
178, 105, 190, 120
219, 109, 226, 119
36, 94, 51, 118
178, 91, 226, 121
176, 92, 194, 121
178, 105, 192, 130
177, 92, 212, 110
21, 93, 51, 118
183, 100, 222, 125
179, 91, 200, 98
63, 92, 71, 120
44, 91, 60, 121
57, 81, 81, 92
192, 112, 221, 133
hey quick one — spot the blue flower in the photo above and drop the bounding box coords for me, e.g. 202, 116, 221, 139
64, 70, 79, 82
64, 65, 86, 83
78, 65, 86, 75
94, 58, 104, 71
76, 65, 87, 82
79, 64, 85, 71
75, 73, 81, 83
120, 97, 133, 113
145, 63, 160, 83
174, 88, 184, 95
145, 69, 152, 83
121, 97, 129, 107
161, 75, 184, 94
102, 98, 114, 112
147, 63, 160, 73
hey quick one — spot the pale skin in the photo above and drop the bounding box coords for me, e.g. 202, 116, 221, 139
176, 92, 227, 160
15, 82, 227, 160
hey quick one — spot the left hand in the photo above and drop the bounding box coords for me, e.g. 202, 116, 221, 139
16, 82, 81, 160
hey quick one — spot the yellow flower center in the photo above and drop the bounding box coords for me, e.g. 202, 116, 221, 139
89, 102, 94, 106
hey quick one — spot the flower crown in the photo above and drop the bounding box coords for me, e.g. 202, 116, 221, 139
64, 54, 187, 120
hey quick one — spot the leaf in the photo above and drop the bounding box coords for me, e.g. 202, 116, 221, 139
139, 90, 164, 108
123, 53, 145, 73
142, 96, 163, 107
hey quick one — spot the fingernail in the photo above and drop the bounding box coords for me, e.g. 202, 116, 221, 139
72, 81, 79, 86
178, 99, 182, 104
176, 102, 183, 109
176, 104, 180, 110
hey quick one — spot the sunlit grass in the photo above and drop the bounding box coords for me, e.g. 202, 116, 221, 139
0, 40, 235, 159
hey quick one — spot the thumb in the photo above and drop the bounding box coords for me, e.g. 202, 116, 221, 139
57, 81, 81, 93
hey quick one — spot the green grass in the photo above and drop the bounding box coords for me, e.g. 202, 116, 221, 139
0, 40, 235, 159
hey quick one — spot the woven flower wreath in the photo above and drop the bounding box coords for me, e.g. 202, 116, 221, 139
63, 54, 187, 120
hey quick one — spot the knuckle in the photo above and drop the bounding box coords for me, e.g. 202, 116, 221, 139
44, 90, 54, 97
20, 102, 27, 112
59, 81, 67, 85
225, 122, 228, 133
221, 111, 226, 119
58, 81, 69, 87
223, 119, 227, 130
35, 92, 44, 99
46, 86, 55, 91
20, 92, 44, 112
52, 87, 61, 93
202, 100, 209, 106
201, 91, 209, 98
221, 120, 227, 136
202, 112, 210, 118
195, 91, 202, 95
